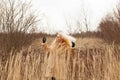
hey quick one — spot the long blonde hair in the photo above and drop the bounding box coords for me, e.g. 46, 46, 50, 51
50, 32, 76, 49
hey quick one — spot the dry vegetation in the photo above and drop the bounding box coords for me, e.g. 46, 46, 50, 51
0, 38, 120, 80
0, 0, 120, 80
98, 2, 120, 43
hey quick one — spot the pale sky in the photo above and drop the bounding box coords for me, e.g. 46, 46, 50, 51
31, 0, 118, 34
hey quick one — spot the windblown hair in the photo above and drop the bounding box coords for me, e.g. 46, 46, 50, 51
50, 33, 76, 49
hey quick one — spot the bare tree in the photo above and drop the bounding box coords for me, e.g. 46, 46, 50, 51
64, 15, 82, 34
81, 0, 90, 32
98, 2, 120, 43
82, 7, 89, 32
0, 0, 39, 33
0, 0, 40, 53
64, 16, 73, 34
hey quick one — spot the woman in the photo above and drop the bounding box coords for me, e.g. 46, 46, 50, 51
43, 32, 76, 80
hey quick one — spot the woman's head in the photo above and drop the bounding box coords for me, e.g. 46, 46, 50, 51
55, 33, 76, 47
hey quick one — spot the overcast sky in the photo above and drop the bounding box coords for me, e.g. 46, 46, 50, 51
31, 0, 118, 34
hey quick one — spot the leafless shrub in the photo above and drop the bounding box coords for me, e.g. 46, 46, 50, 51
0, 0, 39, 33
98, 2, 120, 44
0, 0, 39, 53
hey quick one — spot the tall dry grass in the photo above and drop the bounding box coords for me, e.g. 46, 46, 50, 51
0, 39, 120, 80
0, 0, 120, 80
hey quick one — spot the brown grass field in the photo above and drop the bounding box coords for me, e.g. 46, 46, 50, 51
0, 37, 120, 80
0, 0, 120, 80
